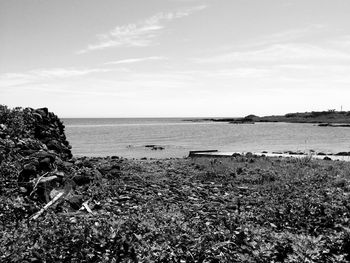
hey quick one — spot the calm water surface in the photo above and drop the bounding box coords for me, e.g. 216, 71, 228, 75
63, 118, 350, 158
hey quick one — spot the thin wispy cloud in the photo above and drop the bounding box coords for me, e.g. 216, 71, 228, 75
195, 25, 329, 56
104, 56, 166, 65
0, 67, 114, 88
239, 25, 328, 49
78, 5, 206, 54
14, 84, 131, 97
194, 43, 350, 64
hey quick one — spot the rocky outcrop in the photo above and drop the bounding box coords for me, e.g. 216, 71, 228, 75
0, 104, 126, 224
0, 105, 96, 219
0, 106, 72, 159
145, 145, 165, 150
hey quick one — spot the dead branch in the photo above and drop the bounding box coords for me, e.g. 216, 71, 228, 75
30, 191, 64, 220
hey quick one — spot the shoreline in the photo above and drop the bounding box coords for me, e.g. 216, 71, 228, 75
189, 150, 350, 162
189, 110, 350, 125
69, 148, 350, 161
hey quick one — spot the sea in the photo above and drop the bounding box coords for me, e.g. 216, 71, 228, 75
62, 118, 350, 159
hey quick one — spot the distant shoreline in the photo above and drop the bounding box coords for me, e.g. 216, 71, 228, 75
188, 150, 350, 162
189, 110, 350, 125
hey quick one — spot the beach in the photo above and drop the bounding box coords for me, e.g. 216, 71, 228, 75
2, 106, 350, 262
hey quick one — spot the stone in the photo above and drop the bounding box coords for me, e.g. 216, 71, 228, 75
66, 195, 84, 210
335, 152, 350, 156
31, 151, 56, 163
46, 140, 62, 152
23, 162, 38, 172
19, 161, 40, 187
72, 174, 92, 186
35, 107, 49, 117
145, 145, 165, 150
39, 157, 51, 170
32, 112, 43, 120
55, 157, 74, 170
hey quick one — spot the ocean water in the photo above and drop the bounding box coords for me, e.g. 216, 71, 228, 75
62, 118, 350, 158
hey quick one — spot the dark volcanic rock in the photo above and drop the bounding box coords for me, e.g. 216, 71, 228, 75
72, 174, 92, 186
0, 105, 73, 201
335, 152, 350, 156
145, 145, 165, 150
39, 157, 52, 170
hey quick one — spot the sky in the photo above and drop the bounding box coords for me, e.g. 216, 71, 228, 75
1, 0, 350, 117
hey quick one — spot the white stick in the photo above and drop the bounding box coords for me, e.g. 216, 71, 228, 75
30, 191, 64, 220
82, 202, 93, 214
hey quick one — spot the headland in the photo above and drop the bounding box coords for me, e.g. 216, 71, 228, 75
199, 110, 350, 125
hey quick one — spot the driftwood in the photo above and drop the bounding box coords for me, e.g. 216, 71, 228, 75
29, 172, 49, 197
30, 191, 65, 220
81, 201, 94, 214
37, 175, 58, 184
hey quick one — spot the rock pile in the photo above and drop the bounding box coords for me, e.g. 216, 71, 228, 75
0, 105, 102, 219
0, 106, 67, 200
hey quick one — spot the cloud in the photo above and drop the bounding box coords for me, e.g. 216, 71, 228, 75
194, 43, 350, 64
329, 35, 350, 49
104, 56, 166, 65
206, 68, 273, 79
78, 5, 206, 54
0, 67, 114, 87
241, 25, 328, 49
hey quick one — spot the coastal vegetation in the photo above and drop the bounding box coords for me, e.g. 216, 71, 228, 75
1, 105, 350, 262
204, 110, 350, 125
